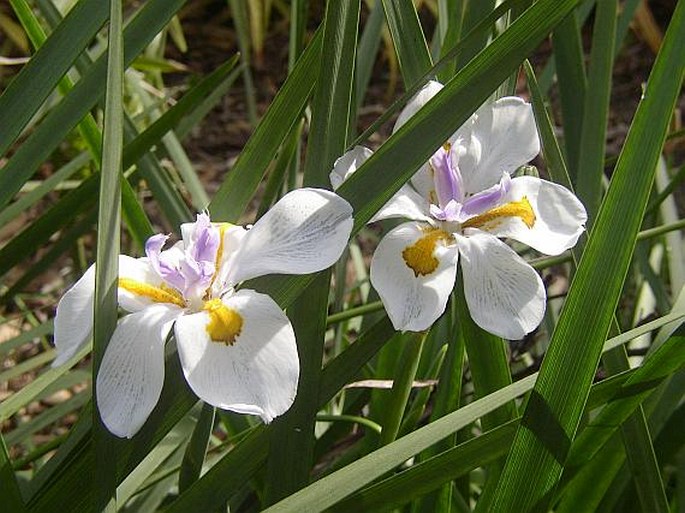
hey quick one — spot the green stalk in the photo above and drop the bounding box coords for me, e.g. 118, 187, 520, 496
93, 0, 124, 510
380, 332, 427, 446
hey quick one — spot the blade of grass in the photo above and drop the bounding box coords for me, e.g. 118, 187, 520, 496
92, 0, 124, 508
0, 434, 26, 513
177, 403, 215, 492
0, 0, 190, 212
1, 0, 107, 156
208, 28, 322, 221
574, 0, 618, 225
381, 0, 433, 86
551, 10, 586, 181
489, 4, 685, 510
260, 310, 683, 513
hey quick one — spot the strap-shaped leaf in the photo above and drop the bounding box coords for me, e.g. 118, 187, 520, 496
489, 4, 685, 511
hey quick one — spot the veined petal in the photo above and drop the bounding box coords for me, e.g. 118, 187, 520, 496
118, 255, 174, 312
370, 222, 458, 332
330, 146, 429, 223
52, 264, 96, 367
225, 188, 353, 284
460, 97, 540, 194
330, 145, 373, 190
95, 304, 181, 438
457, 231, 545, 339
393, 80, 443, 132
175, 290, 299, 422
487, 176, 587, 255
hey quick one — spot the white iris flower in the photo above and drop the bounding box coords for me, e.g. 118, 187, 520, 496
52, 188, 353, 438
331, 81, 587, 339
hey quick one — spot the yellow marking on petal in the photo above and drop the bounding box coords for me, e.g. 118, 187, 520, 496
402, 228, 453, 277
118, 278, 186, 307
462, 196, 536, 230
207, 223, 234, 294
203, 298, 243, 345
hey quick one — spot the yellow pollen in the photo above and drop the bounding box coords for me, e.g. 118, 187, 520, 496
462, 196, 536, 230
118, 278, 186, 307
203, 298, 243, 345
402, 228, 453, 277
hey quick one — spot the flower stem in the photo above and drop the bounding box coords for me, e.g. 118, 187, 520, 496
379, 331, 427, 446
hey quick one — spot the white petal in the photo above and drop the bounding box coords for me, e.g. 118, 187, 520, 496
95, 304, 181, 438
117, 255, 169, 312
393, 80, 444, 132
457, 231, 545, 339
175, 290, 299, 422
460, 97, 540, 194
370, 222, 458, 332
372, 185, 432, 223
211, 224, 248, 297
226, 188, 353, 284
488, 176, 587, 255
52, 264, 96, 367
329, 146, 429, 223
330, 146, 373, 190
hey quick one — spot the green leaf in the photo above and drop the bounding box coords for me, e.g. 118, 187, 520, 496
208, 28, 322, 221
0, 434, 26, 513
0, 0, 107, 156
489, 4, 685, 511
92, 0, 124, 508
259, 312, 682, 513
381, 0, 433, 86
177, 404, 215, 492
551, 10, 586, 181
0, 0, 190, 212
574, 0, 618, 224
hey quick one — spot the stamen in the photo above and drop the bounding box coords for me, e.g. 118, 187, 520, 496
118, 278, 186, 307
402, 228, 453, 277
203, 298, 243, 345
462, 196, 536, 230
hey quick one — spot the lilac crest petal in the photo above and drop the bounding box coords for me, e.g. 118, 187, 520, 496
430, 146, 464, 208
145, 234, 185, 292
461, 172, 511, 217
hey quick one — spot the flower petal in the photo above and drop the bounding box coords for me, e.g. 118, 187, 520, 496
370, 222, 458, 332
330, 146, 430, 223
52, 264, 96, 367
393, 80, 443, 132
175, 290, 299, 422
457, 231, 545, 339
487, 176, 587, 255
459, 97, 540, 194
330, 145, 373, 190
95, 304, 181, 438
225, 188, 353, 284
118, 255, 170, 312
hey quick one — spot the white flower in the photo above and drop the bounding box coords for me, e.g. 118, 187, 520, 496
52, 188, 353, 438
331, 81, 587, 339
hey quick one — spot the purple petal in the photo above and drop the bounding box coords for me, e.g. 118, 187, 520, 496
187, 213, 220, 265
461, 172, 511, 218
145, 234, 186, 292
430, 146, 464, 208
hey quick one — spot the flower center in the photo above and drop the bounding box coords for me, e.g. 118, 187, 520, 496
402, 228, 453, 277
462, 196, 536, 230
118, 278, 186, 308
202, 298, 243, 345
